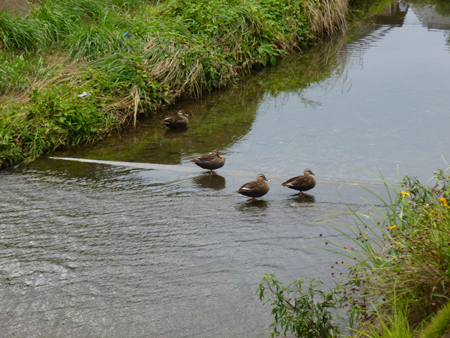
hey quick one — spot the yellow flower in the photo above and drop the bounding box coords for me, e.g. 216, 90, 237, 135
389, 225, 397, 230
400, 191, 410, 197
439, 197, 448, 207
431, 210, 435, 213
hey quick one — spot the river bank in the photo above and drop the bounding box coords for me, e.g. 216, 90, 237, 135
0, 0, 352, 169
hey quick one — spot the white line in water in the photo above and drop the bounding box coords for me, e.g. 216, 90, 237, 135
48, 156, 385, 186
49, 156, 198, 172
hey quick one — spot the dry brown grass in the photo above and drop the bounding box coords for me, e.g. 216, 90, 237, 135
303, 0, 348, 38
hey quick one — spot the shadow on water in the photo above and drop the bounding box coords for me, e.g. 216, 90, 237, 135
236, 199, 270, 212
288, 194, 316, 204
192, 173, 226, 190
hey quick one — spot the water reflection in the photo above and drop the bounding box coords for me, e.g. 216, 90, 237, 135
412, 1, 450, 30
192, 174, 226, 190
373, 1, 408, 26
163, 128, 189, 138
236, 199, 269, 212
288, 194, 316, 204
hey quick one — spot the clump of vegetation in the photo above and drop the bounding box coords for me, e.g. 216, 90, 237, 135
336, 166, 450, 318
258, 275, 348, 338
0, 0, 352, 168
259, 161, 450, 337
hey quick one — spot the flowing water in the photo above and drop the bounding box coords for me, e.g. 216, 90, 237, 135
2, 2, 450, 337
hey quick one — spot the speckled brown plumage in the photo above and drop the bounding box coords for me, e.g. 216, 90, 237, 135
236, 174, 270, 200
282, 168, 316, 195
190, 150, 225, 174
163, 110, 189, 130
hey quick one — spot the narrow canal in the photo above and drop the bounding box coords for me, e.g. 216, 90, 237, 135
1, 2, 450, 337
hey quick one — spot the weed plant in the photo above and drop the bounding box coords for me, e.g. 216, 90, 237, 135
259, 162, 450, 337
326, 164, 450, 334
258, 275, 347, 338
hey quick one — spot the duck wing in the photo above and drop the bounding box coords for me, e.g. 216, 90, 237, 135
282, 175, 315, 191
191, 154, 216, 164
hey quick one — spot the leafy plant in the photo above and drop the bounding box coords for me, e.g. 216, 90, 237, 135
257, 274, 347, 338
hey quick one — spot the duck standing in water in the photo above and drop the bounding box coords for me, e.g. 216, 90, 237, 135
282, 168, 316, 196
190, 150, 225, 174
163, 110, 189, 130
236, 174, 270, 201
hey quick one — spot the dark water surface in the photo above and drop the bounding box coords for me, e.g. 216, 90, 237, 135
2, 2, 450, 337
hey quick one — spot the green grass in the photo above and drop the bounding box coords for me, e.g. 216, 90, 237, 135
317, 161, 450, 336
419, 300, 450, 338
348, 297, 423, 338
258, 274, 347, 338
0, 0, 353, 168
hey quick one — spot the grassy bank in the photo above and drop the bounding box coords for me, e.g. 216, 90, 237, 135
0, 0, 349, 168
258, 162, 450, 337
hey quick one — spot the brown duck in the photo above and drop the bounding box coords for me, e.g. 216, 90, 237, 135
190, 150, 225, 174
236, 174, 270, 200
282, 168, 316, 195
163, 110, 189, 130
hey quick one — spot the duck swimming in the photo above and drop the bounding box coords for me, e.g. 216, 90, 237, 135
163, 110, 189, 130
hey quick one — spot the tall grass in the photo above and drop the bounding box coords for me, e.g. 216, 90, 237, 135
0, 0, 352, 168
348, 293, 422, 338
419, 300, 450, 338
303, 0, 348, 38
0, 12, 48, 50
320, 162, 450, 334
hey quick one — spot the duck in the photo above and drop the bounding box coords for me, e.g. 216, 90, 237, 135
163, 110, 189, 130
190, 150, 225, 174
236, 174, 270, 200
282, 168, 316, 195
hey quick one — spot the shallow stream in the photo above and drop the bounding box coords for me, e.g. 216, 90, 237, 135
1, 2, 450, 337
